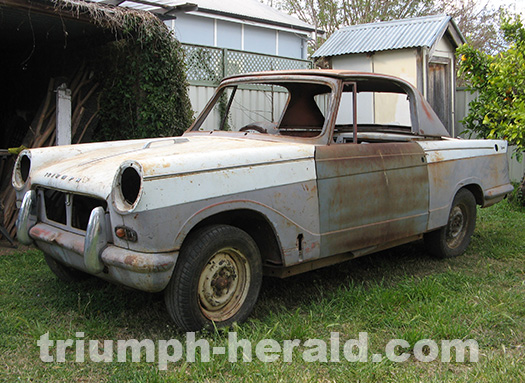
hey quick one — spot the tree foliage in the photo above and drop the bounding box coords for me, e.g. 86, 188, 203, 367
267, 0, 434, 52
434, 0, 506, 54
264, 0, 507, 55
457, 16, 525, 158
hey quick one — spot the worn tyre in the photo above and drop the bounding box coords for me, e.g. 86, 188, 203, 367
44, 253, 89, 283
424, 188, 477, 258
165, 225, 262, 331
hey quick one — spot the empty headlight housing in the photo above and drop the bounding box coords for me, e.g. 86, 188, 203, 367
113, 161, 143, 213
12, 151, 31, 190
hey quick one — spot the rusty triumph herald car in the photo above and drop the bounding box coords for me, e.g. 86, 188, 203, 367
13, 70, 513, 331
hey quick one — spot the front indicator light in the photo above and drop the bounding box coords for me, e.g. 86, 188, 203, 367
115, 226, 138, 242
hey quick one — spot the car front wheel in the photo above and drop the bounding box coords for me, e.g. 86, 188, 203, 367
164, 224, 262, 331
44, 253, 89, 282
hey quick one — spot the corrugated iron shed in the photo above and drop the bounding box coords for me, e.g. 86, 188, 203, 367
312, 15, 465, 58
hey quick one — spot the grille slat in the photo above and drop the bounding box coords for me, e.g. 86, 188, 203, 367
40, 189, 107, 232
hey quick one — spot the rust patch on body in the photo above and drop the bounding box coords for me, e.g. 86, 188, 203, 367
124, 255, 139, 267
29, 224, 84, 255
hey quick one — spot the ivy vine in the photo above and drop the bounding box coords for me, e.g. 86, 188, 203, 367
90, 13, 194, 141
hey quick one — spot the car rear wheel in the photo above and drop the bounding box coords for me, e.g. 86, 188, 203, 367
164, 224, 262, 331
44, 253, 89, 282
424, 188, 477, 258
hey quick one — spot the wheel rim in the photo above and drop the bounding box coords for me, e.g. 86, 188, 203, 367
198, 247, 250, 322
446, 204, 467, 249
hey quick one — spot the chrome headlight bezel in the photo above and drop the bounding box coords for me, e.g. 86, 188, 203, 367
112, 161, 143, 214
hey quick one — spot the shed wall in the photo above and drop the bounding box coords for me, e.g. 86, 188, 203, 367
332, 49, 416, 126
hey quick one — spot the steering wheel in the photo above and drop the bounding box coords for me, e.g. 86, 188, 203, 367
239, 121, 279, 134
240, 124, 267, 133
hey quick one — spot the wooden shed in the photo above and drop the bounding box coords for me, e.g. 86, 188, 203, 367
0, 0, 189, 240
313, 15, 466, 136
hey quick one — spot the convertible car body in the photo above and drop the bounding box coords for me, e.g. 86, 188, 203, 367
13, 70, 513, 330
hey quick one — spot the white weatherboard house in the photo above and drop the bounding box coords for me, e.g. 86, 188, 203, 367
93, 0, 319, 115
98, 0, 316, 59
166, 0, 314, 59
164, 0, 319, 114
313, 15, 465, 136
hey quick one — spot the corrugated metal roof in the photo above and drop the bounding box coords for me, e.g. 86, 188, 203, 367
313, 15, 463, 58
89, 0, 197, 16
90, 0, 316, 32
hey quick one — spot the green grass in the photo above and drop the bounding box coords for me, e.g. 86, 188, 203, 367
1, 201, 524, 382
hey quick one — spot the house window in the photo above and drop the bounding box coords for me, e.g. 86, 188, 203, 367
217, 20, 242, 50
170, 14, 214, 46
278, 32, 304, 59
244, 25, 276, 55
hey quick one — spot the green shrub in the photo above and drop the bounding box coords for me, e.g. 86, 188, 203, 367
92, 14, 194, 141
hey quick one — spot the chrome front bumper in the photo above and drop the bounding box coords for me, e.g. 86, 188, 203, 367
16, 190, 178, 292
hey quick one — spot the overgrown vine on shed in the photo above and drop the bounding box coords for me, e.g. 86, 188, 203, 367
54, 0, 194, 141
92, 16, 193, 141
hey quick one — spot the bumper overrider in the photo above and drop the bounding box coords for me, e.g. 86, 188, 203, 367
16, 190, 178, 292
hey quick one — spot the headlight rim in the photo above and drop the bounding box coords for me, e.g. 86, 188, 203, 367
12, 151, 32, 191
112, 161, 143, 214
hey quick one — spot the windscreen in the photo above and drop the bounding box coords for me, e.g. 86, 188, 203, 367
193, 81, 333, 138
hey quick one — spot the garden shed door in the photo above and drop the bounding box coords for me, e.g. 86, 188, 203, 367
427, 59, 452, 133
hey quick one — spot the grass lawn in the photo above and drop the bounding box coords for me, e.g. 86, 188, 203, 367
0, 201, 523, 382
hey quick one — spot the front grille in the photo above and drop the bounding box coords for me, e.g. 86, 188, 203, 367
40, 189, 107, 231
43, 190, 66, 224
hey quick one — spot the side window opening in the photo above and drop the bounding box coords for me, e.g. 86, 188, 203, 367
334, 80, 414, 144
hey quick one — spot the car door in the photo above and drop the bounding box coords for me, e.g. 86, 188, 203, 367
316, 142, 429, 256
315, 81, 430, 257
